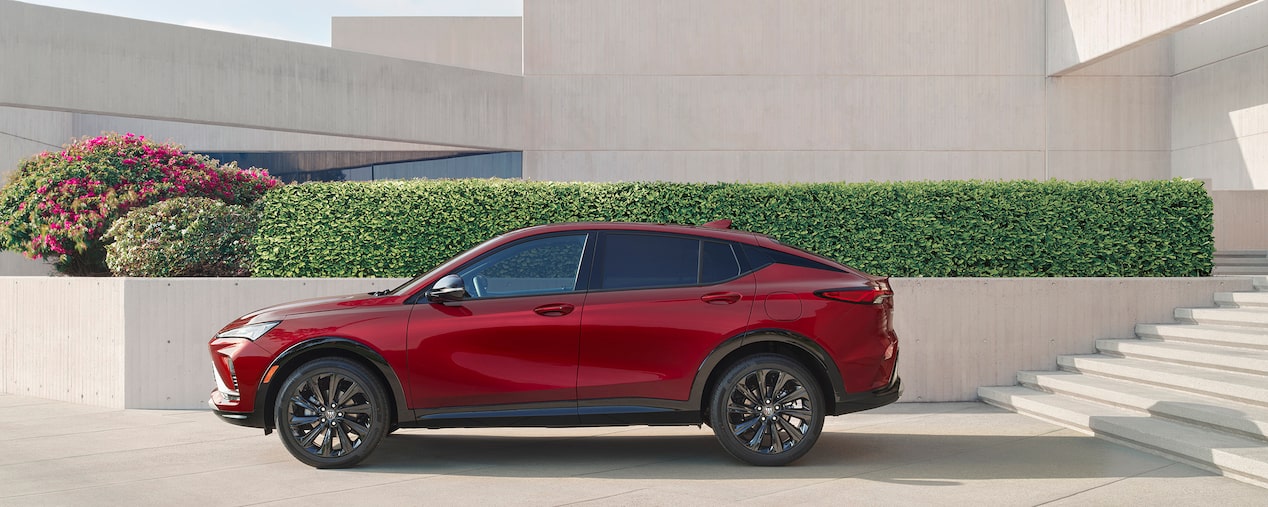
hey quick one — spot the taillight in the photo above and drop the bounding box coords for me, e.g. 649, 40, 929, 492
816, 279, 893, 304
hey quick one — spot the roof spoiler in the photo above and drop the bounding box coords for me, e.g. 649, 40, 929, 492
701, 219, 733, 229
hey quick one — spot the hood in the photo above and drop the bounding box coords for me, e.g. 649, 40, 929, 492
227, 292, 404, 329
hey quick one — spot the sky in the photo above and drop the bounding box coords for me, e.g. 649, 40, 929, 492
20, 0, 524, 46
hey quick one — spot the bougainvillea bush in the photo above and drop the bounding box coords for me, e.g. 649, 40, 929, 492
105, 197, 258, 277
0, 133, 279, 275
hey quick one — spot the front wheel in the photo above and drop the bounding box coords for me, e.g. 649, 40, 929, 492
274, 358, 390, 468
709, 354, 825, 466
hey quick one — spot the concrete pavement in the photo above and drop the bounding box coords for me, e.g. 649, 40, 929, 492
1, 394, 1263, 506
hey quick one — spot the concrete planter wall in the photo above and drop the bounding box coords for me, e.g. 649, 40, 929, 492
0, 276, 1252, 409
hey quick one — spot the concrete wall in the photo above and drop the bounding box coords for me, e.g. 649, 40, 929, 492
1046, 37, 1174, 181
1171, 0, 1268, 190
1, 276, 1250, 409
523, 0, 1048, 183
1045, 0, 1255, 75
0, 277, 407, 409
0, 1, 524, 151
893, 277, 1251, 402
1212, 190, 1268, 250
332, 17, 523, 75
0, 106, 67, 276
518, 0, 1202, 184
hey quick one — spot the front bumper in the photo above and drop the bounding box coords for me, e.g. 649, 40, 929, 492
831, 376, 902, 416
209, 390, 266, 429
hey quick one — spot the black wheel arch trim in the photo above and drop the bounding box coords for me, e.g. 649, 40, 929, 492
689, 328, 848, 414
257, 337, 412, 431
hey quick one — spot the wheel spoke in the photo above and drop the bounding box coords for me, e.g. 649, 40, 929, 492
342, 418, 371, 438
326, 374, 344, 409
289, 414, 321, 428
781, 408, 813, 421
731, 415, 762, 436
334, 422, 354, 454
727, 402, 758, 415
319, 425, 334, 456
306, 377, 326, 407
774, 386, 806, 405
768, 425, 786, 454
745, 419, 770, 450
290, 395, 320, 414
341, 402, 372, 415
336, 384, 364, 407
776, 416, 805, 445
298, 421, 325, 448
770, 371, 790, 399
754, 369, 770, 401
736, 382, 763, 406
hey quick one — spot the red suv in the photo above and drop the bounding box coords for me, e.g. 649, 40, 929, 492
208, 222, 901, 468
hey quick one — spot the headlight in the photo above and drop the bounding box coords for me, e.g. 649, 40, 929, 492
216, 321, 280, 341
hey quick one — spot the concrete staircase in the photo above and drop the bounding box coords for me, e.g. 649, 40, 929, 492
1214, 250, 1268, 276
979, 276, 1268, 488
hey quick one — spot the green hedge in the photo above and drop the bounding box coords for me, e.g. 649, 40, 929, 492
252, 179, 1213, 278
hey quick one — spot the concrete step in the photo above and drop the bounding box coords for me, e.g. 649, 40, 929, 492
1058, 355, 1268, 407
1216, 292, 1268, 308
1176, 307, 1268, 328
1017, 371, 1268, 442
1136, 323, 1268, 350
979, 386, 1268, 488
1213, 267, 1268, 276
1096, 339, 1268, 376
1217, 257, 1268, 267
1216, 250, 1268, 259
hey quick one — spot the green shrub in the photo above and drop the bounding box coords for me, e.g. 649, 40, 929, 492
0, 133, 280, 275
104, 197, 258, 277
252, 178, 1213, 278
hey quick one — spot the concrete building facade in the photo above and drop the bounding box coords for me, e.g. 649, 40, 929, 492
2, 0, 1267, 272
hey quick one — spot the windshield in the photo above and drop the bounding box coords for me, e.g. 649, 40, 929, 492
380, 233, 511, 296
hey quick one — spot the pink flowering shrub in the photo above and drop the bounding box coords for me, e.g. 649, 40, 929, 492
0, 133, 280, 275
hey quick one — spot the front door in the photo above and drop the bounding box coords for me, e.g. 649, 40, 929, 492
407, 233, 591, 410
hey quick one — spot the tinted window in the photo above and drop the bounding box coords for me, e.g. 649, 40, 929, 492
599, 234, 699, 289
740, 244, 841, 272
456, 234, 587, 298
701, 241, 740, 284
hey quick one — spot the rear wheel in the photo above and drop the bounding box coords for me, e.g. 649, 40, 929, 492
274, 358, 389, 468
709, 354, 825, 466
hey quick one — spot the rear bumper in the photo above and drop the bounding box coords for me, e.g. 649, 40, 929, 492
831, 376, 902, 416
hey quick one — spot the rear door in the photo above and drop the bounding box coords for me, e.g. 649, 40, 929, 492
577, 232, 755, 402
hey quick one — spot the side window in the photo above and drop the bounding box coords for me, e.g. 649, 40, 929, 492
599, 234, 699, 290
456, 234, 588, 299
700, 241, 740, 284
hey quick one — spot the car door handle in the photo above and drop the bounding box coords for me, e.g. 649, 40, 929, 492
533, 303, 575, 316
701, 292, 742, 305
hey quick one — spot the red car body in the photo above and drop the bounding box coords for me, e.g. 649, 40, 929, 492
209, 222, 901, 467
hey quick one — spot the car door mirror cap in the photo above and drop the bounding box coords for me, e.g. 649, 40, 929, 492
427, 274, 468, 303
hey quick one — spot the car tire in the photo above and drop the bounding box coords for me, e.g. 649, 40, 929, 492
274, 358, 390, 468
709, 354, 825, 466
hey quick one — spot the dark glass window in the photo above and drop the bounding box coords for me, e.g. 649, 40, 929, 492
700, 241, 740, 284
740, 244, 841, 273
456, 234, 587, 298
599, 234, 699, 290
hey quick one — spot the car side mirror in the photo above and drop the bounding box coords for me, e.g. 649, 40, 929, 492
427, 274, 467, 302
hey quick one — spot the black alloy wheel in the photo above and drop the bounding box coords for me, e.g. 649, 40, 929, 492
710, 354, 825, 466
274, 358, 389, 468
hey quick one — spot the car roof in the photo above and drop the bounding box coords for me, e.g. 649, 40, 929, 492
507, 221, 766, 243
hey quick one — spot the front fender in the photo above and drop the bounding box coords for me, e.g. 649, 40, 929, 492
258, 337, 412, 430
